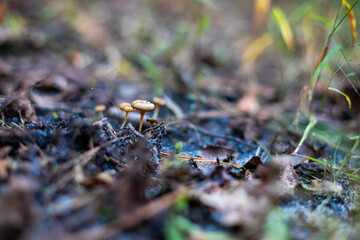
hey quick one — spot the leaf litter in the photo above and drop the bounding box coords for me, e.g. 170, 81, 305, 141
1, 0, 360, 239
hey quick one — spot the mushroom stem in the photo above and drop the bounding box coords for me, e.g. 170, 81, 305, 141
138, 111, 145, 132
152, 106, 160, 119
120, 112, 129, 129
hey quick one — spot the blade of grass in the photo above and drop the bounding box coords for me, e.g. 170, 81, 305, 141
272, 7, 295, 50
342, 0, 357, 46
334, 136, 360, 180
330, 0, 358, 37
295, 1, 358, 122
339, 47, 360, 92
296, 154, 360, 180
241, 33, 274, 68
310, 45, 341, 94
292, 115, 317, 155
196, 15, 211, 36
328, 87, 352, 108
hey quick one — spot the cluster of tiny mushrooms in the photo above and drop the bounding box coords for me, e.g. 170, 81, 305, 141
119, 97, 166, 133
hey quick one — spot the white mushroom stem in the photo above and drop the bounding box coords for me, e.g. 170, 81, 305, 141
120, 112, 129, 129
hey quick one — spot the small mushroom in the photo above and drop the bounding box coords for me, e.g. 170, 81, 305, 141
152, 97, 166, 119
146, 118, 158, 128
95, 105, 106, 118
131, 100, 155, 132
119, 102, 136, 129
145, 118, 158, 138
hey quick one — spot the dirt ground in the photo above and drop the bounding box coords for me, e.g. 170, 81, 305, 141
0, 1, 360, 239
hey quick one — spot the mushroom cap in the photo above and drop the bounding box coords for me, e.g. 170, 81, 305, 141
119, 102, 136, 112
131, 100, 155, 112
146, 118, 158, 124
95, 105, 106, 112
152, 97, 166, 106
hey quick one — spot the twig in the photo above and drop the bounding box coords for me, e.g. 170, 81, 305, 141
160, 151, 243, 169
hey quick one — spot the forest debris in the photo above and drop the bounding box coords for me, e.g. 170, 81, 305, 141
210, 166, 239, 187
0, 128, 27, 147
243, 156, 262, 172
0, 190, 34, 240
301, 180, 343, 195
1, 88, 37, 121
73, 188, 187, 240
46, 194, 98, 216
31, 73, 86, 105
229, 116, 260, 142
200, 144, 235, 161
74, 164, 113, 187
278, 162, 299, 194
6, 175, 39, 193
161, 151, 243, 169
273, 155, 300, 194
193, 178, 278, 233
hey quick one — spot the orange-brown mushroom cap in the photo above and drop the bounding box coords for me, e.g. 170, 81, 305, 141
119, 102, 136, 129
119, 102, 136, 112
131, 100, 155, 112
152, 97, 166, 107
131, 100, 155, 132
95, 105, 106, 112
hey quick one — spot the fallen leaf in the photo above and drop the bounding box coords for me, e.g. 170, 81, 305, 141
278, 162, 299, 194
193, 179, 278, 233
1, 88, 37, 121
301, 180, 342, 195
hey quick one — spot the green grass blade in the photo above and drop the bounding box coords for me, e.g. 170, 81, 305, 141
328, 87, 352, 108
311, 45, 341, 92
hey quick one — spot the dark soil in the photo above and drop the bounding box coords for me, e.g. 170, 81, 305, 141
1, 1, 360, 240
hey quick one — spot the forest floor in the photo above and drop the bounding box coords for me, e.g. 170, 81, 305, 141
0, 1, 360, 239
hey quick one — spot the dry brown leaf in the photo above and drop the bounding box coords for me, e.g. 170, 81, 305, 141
193, 180, 278, 231
1, 89, 37, 121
